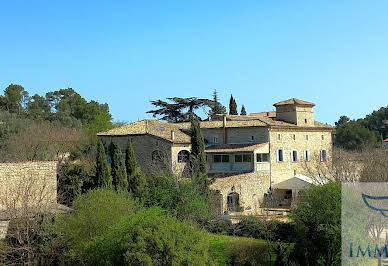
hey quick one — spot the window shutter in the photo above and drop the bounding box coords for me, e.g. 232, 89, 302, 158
320, 150, 323, 161
290, 151, 293, 162
276, 150, 279, 162
325, 150, 329, 161
296, 151, 299, 161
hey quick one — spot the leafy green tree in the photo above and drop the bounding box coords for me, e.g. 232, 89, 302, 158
290, 183, 341, 265
108, 142, 128, 191
85, 207, 211, 266
125, 138, 137, 178
27, 94, 51, 120
1, 84, 28, 115
190, 115, 208, 195
147, 97, 215, 122
334, 121, 380, 150
56, 189, 135, 263
229, 94, 238, 115
240, 104, 247, 115
95, 140, 112, 189
209, 89, 226, 117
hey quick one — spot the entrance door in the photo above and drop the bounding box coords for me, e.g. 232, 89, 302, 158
227, 192, 240, 212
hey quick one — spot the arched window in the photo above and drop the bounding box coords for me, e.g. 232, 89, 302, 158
152, 150, 163, 163
227, 192, 240, 212
177, 150, 190, 163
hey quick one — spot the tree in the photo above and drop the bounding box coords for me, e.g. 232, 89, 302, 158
209, 89, 226, 117
27, 94, 51, 120
1, 84, 28, 115
84, 207, 211, 266
229, 95, 238, 115
108, 142, 128, 191
334, 115, 350, 128
290, 183, 341, 265
190, 115, 208, 195
147, 97, 215, 122
96, 140, 112, 189
240, 104, 247, 115
125, 138, 137, 178
334, 121, 380, 150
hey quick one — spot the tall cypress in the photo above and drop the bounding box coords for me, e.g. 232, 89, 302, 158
125, 138, 142, 194
229, 95, 238, 115
96, 140, 112, 189
240, 104, 247, 115
190, 114, 208, 195
108, 142, 128, 191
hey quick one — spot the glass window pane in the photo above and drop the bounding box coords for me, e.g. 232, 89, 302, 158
235, 155, 242, 162
214, 155, 221, 163
222, 155, 229, 162
243, 154, 251, 162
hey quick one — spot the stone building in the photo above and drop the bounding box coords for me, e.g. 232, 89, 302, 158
97, 98, 332, 214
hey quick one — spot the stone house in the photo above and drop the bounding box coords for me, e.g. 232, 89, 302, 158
97, 98, 332, 215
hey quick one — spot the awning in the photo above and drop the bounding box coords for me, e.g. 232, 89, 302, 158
273, 175, 316, 190
205, 142, 269, 153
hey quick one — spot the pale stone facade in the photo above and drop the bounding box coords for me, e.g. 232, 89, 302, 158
97, 98, 332, 215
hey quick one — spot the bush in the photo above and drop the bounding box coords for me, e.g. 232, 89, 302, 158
227, 238, 270, 266
85, 207, 211, 265
232, 216, 264, 239
56, 189, 136, 263
146, 174, 210, 224
205, 219, 233, 235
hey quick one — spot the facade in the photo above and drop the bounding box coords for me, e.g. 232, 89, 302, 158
97, 98, 332, 214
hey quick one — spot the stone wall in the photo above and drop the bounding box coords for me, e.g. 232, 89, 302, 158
210, 171, 270, 215
269, 129, 332, 184
0, 161, 58, 212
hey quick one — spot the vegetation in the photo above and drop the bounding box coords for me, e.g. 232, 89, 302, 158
240, 104, 247, 115
108, 142, 128, 191
209, 89, 227, 117
95, 140, 112, 189
228, 94, 238, 115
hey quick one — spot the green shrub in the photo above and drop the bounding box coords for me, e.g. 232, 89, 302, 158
227, 238, 269, 266
232, 216, 264, 239
205, 219, 233, 235
56, 188, 135, 262
85, 207, 211, 266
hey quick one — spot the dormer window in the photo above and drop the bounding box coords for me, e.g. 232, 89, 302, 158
213, 137, 218, 144
250, 136, 254, 142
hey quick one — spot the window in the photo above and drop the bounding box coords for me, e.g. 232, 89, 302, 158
213, 137, 219, 143
214, 154, 229, 163
304, 150, 310, 161
320, 150, 329, 162
122, 153, 126, 161
107, 156, 112, 164
177, 150, 190, 163
277, 134, 281, 140
256, 153, 269, 162
292, 134, 296, 140
290, 150, 299, 162
235, 154, 251, 162
276, 149, 284, 162
305, 134, 309, 140
321, 135, 324, 140
250, 136, 255, 141
305, 119, 308, 123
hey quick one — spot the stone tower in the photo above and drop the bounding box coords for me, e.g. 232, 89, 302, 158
273, 98, 315, 126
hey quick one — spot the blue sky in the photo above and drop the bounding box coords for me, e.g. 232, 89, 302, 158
1, 1, 388, 125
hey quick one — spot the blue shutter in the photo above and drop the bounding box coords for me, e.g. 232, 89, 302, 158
320, 150, 323, 161
325, 150, 329, 161
276, 150, 279, 162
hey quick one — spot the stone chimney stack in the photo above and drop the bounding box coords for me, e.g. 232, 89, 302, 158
171, 130, 175, 141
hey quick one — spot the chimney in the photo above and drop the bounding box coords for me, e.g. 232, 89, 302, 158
171, 130, 175, 141
266, 112, 269, 116
223, 115, 227, 128
223, 115, 227, 144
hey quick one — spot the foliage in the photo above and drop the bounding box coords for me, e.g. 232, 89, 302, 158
205, 219, 233, 235
190, 115, 208, 195
290, 182, 341, 265
84, 207, 211, 266
146, 174, 210, 224
228, 94, 238, 115
334, 121, 380, 150
147, 97, 216, 122
240, 104, 247, 115
57, 161, 94, 206
95, 140, 112, 189
108, 142, 128, 191
209, 89, 226, 117
56, 189, 135, 263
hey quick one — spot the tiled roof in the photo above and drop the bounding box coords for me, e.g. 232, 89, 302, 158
97, 119, 191, 143
273, 98, 315, 107
205, 143, 268, 153
384, 138, 388, 142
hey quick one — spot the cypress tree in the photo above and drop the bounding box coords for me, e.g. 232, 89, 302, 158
96, 140, 112, 189
108, 142, 128, 191
190, 114, 208, 195
229, 95, 238, 115
125, 138, 137, 183
240, 104, 247, 115
209, 89, 226, 117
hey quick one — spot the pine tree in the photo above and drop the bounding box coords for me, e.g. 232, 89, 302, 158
240, 104, 247, 115
125, 138, 137, 179
209, 89, 226, 117
190, 114, 208, 195
96, 140, 112, 189
229, 95, 238, 115
108, 142, 128, 191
